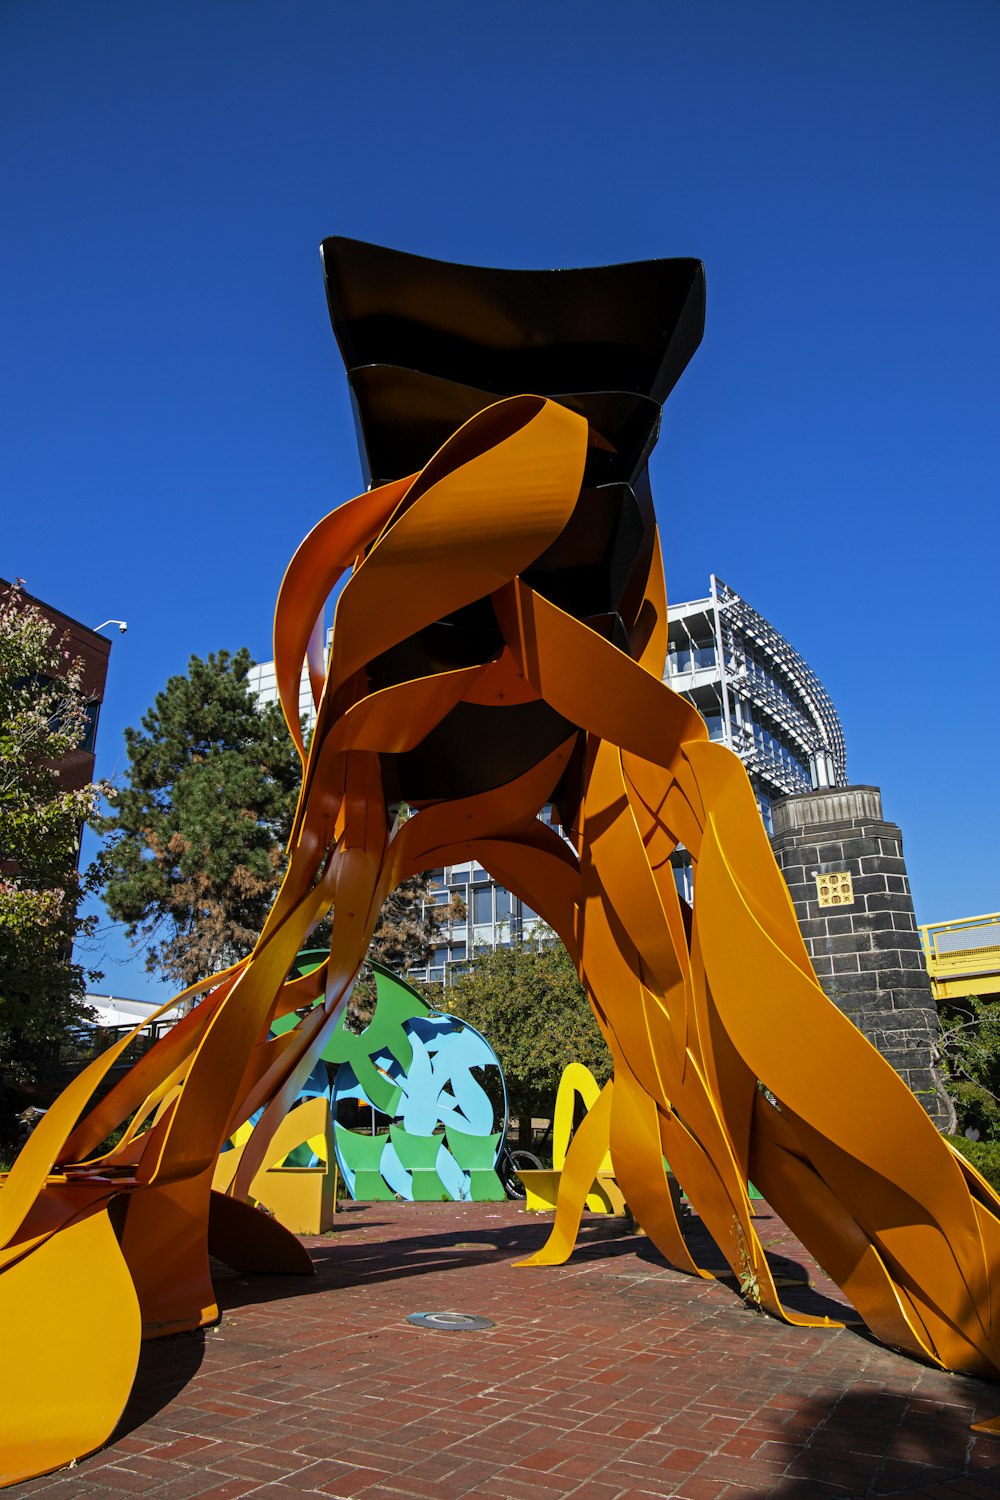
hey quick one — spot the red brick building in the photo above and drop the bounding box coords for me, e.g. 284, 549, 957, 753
0, 577, 111, 791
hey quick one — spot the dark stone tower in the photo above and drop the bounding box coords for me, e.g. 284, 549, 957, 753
770, 785, 954, 1131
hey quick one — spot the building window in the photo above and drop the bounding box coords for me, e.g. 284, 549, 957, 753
81, 701, 100, 755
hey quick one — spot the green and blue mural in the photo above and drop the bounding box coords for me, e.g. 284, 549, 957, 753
271, 961, 507, 1201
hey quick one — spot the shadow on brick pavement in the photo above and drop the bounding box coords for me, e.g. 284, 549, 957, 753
10, 1200, 1000, 1500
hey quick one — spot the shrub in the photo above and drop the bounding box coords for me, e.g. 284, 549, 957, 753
945, 1134, 1000, 1195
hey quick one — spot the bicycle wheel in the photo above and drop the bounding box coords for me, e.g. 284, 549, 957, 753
500, 1148, 543, 1199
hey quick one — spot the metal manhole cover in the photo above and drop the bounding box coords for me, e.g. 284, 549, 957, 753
406, 1311, 495, 1332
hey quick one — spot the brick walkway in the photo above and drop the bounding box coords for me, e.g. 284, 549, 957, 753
12, 1200, 1000, 1500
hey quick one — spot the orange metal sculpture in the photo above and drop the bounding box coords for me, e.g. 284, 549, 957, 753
2, 241, 999, 1485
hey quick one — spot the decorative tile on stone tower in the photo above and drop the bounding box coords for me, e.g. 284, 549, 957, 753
816, 870, 854, 907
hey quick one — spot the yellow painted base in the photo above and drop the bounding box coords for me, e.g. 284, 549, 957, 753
519, 1169, 627, 1216
251, 1166, 335, 1235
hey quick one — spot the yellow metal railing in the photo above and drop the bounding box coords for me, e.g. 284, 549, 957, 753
919, 912, 1000, 1001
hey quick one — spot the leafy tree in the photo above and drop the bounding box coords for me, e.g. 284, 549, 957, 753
98, 650, 302, 990
0, 583, 104, 1140
440, 933, 611, 1148
100, 656, 459, 1014
939, 995, 1000, 1141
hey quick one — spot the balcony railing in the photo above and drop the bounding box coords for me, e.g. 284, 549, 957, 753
919, 913, 1000, 1001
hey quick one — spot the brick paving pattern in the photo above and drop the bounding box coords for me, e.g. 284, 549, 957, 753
11, 1200, 1000, 1499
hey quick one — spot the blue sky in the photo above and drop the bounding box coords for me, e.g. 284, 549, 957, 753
3, 0, 998, 999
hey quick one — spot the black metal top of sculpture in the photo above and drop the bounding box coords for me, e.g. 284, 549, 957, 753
319, 238, 706, 808
321, 237, 706, 488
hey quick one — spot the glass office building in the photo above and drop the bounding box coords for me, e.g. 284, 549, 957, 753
665, 576, 845, 822
664, 575, 845, 903
416, 861, 546, 986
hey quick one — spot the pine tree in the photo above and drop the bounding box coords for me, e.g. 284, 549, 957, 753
98, 650, 302, 989
0, 583, 105, 1139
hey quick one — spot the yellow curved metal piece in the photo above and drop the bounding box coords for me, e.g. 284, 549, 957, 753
514, 1062, 623, 1216
0, 1200, 141, 1487
3, 386, 1000, 1485
514, 1080, 616, 1259
552, 1063, 610, 1172
216, 1096, 336, 1235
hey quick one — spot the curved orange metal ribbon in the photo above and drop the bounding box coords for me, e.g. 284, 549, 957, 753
2, 392, 999, 1487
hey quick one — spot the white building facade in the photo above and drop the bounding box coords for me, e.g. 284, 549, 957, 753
664, 575, 846, 903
